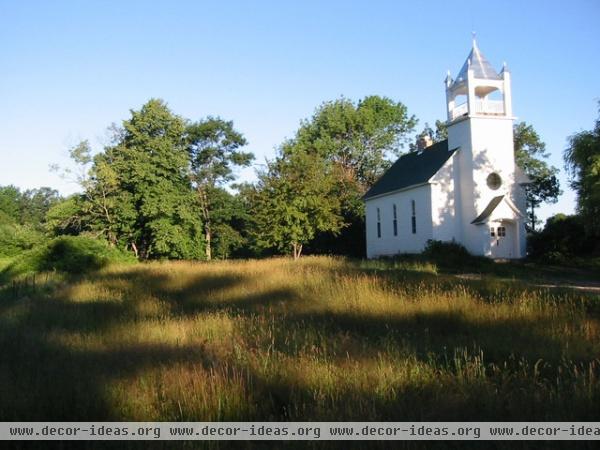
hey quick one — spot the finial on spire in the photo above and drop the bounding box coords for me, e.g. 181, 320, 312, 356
472, 31, 477, 47
445, 70, 452, 86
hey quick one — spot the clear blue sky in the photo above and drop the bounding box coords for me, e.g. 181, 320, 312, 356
1, 0, 599, 223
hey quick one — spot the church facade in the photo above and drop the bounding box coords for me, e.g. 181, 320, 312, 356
364, 40, 528, 259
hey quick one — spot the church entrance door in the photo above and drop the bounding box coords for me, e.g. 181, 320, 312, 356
490, 221, 515, 259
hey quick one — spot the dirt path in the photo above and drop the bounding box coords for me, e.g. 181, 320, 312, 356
454, 273, 600, 294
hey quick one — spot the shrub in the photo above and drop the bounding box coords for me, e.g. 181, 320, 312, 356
1, 235, 135, 280
422, 239, 484, 269
528, 214, 597, 261
0, 221, 44, 257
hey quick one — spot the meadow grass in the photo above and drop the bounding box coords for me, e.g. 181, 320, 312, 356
0, 256, 599, 448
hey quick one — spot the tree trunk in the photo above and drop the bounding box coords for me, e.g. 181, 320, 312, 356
292, 242, 303, 260
205, 227, 212, 261
131, 242, 139, 259
198, 186, 212, 261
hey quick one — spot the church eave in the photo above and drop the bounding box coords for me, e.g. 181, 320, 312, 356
362, 182, 430, 202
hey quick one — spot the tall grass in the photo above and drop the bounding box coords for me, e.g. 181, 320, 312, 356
0, 256, 599, 430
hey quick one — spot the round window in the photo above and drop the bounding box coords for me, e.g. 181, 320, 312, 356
487, 172, 502, 190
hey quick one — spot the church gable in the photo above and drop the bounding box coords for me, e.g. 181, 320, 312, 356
471, 195, 523, 225
363, 140, 458, 200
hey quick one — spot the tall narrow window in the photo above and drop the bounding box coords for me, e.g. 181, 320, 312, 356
411, 200, 416, 234
376, 208, 381, 238
392, 204, 398, 236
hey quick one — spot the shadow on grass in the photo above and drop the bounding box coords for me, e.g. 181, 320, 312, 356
0, 263, 598, 425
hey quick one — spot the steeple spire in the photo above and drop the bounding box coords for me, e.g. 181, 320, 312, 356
453, 37, 501, 84
445, 38, 513, 122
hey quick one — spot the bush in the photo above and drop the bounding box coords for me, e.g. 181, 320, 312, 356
528, 214, 597, 262
1, 235, 135, 280
422, 239, 485, 269
0, 221, 44, 257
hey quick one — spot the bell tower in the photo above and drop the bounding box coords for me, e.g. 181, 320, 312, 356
445, 38, 513, 122
445, 38, 526, 258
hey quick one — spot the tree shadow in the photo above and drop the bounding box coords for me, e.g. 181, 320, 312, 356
231, 308, 600, 422
0, 267, 295, 421
1, 263, 598, 425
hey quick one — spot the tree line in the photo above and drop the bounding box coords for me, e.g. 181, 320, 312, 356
2, 97, 598, 261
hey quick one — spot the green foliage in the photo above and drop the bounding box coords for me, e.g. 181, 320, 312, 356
53, 103, 256, 261
0, 185, 21, 221
564, 103, 600, 242
2, 235, 135, 279
249, 153, 344, 259
271, 96, 416, 257
0, 185, 61, 230
187, 117, 251, 186
0, 221, 44, 257
44, 196, 85, 236
528, 214, 597, 264
422, 239, 484, 269
514, 122, 561, 230
20, 187, 61, 228
67, 100, 205, 259
206, 188, 248, 260
288, 96, 417, 190
186, 117, 253, 260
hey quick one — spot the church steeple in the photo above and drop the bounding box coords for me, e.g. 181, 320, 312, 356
454, 38, 502, 84
445, 38, 512, 122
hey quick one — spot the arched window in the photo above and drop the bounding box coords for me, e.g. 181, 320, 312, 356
393, 204, 398, 236
376, 208, 381, 238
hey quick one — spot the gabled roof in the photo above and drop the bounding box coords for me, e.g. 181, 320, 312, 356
363, 140, 458, 200
471, 195, 524, 224
471, 196, 504, 224
452, 40, 502, 87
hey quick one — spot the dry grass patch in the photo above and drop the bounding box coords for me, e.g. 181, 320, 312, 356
0, 256, 599, 423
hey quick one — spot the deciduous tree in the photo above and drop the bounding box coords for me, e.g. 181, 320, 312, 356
564, 103, 600, 241
249, 153, 343, 259
514, 122, 561, 230
186, 117, 252, 260
278, 96, 416, 256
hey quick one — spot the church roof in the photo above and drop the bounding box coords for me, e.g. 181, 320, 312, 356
452, 40, 502, 86
471, 195, 524, 224
471, 195, 505, 224
363, 140, 458, 200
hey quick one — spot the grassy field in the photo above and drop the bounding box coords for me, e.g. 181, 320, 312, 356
0, 256, 599, 448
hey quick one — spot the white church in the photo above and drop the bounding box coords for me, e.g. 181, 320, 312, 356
364, 40, 528, 259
